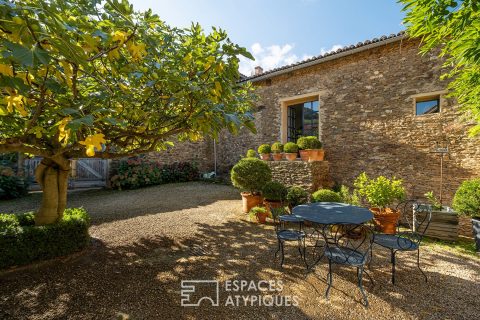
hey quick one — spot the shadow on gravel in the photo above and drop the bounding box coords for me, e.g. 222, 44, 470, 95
1, 215, 479, 319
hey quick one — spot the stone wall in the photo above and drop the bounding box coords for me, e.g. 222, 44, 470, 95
215, 38, 480, 208
266, 160, 333, 193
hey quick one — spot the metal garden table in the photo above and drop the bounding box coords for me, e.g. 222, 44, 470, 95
292, 202, 374, 269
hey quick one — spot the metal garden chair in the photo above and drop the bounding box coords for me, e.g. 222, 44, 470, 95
371, 200, 432, 284
271, 207, 307, 269
322, 223, 375, 307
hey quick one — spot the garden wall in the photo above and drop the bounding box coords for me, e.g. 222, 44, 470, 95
266, 160, 333, 192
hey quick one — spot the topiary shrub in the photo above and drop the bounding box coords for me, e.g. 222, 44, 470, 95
297, 136, 322, 150
246, 149, 257, 158
0, 208, 90, 269
283, 142, 298, 153
110, 158, 198, 190
452, 179, 480, 217
271, 142, 284, 153
230, 158, 272, 194
0, 166, 28, 199
258, 144, 271, 154
286, 186, 309, 207
312, 189, 342, 203
262, 181, 288, 201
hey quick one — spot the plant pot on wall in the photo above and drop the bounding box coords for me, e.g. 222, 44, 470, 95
272, 153, 283, 161
260, 153, 271, 161
241, 192, 263, 213
370, 207, 400, 234
285, 153, 297, 161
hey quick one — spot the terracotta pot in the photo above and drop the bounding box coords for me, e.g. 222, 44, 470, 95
241, 192, 263, 213
285, 153, 297, 161
260, 153, 271, 161
272, 153, 283, 161
264, 199, 285, 217
370, 207, 400, 234
256, 211, 268, 224
308, 149, 325, 162
299, 150, 310, 161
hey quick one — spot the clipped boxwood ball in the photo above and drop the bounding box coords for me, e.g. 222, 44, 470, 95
312, 189, 342, 203
231, 158, 272, 194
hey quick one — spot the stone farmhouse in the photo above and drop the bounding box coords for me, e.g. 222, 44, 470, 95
149, 31, 480, 203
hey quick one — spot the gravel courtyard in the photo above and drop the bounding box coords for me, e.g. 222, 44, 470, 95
0, 182, 479, 320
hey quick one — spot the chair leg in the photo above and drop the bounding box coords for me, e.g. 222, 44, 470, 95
391, 249, 396, 285
301, 238, 308, 269
280, 241, 285, 268
274, 239, 280, 259
358, 266, 369, 307
417, 248, 427, 283
325, 260, 333, 299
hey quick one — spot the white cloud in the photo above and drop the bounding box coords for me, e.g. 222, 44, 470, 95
239, 42, 342, 76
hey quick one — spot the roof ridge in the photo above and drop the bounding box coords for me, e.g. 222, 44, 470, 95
240, 30, 406, 82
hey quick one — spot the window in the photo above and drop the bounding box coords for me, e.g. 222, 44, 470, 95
415, 96, 440, 115
287, 100, 319, 142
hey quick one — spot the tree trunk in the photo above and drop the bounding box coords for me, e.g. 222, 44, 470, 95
34, 155, 70, 225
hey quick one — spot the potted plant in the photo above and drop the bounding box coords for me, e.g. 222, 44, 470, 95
286, 186, 309, 211
283, 142, 298, 161
249, 206, 268, 224
354, 172, 406, 234
246, 149, 257, 158
297, 136, 324, 162
271, 142, 284, 161
262, 181, 288, 216
258, 144, 271, 161
311, 189, 342, 203
452, 179, 480, 252
231, 158, 272, 213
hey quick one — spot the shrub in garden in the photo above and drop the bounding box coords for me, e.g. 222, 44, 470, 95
286, 186, 309, 207
338, 185, 361, 205
353, 172, 405, 210
271, 142, 284, 153
312, 189, 342, 203
110, 158, 199, 190
246, 149, 257, 158
453, 179, 480, 217
262, 181, 288, 201
0, 208, 90, 269
283, 142, 298, 153
297, 136, 322, 150
0, 166, 28, 199
258, 144, 271, 154
230, 158, 272, 194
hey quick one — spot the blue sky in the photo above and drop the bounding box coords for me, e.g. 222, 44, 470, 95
129, 0, 406, 75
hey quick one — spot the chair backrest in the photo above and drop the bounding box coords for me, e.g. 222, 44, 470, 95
396, 200, 432, 246
270, 206, 288, 233
322, 223, 374, 265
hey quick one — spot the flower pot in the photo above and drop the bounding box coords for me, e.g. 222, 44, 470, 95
308, 149, 324, 162
299, 150, 310, 161
272, 153, 283, 161
285, 153, 297, 161
256, 211, 269, 224
241, 192, 263, 213
264, 199, 285, 217
260, 153, 271, 161
370, 207, 400, 234
472, 217, 480, 252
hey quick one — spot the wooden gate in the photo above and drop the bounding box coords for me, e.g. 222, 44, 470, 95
24, 157, 109, 189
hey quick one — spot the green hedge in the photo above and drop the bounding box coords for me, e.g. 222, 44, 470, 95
0, 208, 90, 269
0, 166, 28, 199
110, 158, 199, 190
